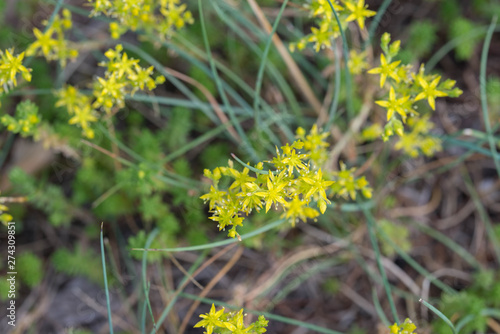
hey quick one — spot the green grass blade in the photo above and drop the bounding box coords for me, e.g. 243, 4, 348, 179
479, 16, 500, 178
127, 93, 249, 115
377, 226, 456, 295
198, 0, 259, 162
360, 203, 400, 324
215, 0, 302, 122
149, 252, 207, 334
463, 171, 500, 265
141, 228, 159, 332
372, 288, 390, 327
100, 222, 114, 334
121, 42, 220, 125
253, 0, 290, 127
419, 298, 457, 334
231, 153, 269, 175
326, 0, 353, 119
132, 219, 286, 253
160, 115, 253, 164
412, 222, 481, 269
426, 26, 489, 71
326, 45, 341, 128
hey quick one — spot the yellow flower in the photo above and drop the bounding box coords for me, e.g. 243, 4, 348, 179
193, 304, 225, 334
27, 28, 58, 58
200, 185, 227, 210
282, 196, 319, 226
368, 54, 401, 88
375, 87, 410, 121
349, 50, 368, 74
302, 169, 334, 209
55, 85, 87, 115
0, 50, 32, 86
414, 76, 447, 110
256, 171, 288, 213
229, 167, 256, 192
344, 0, 376, 30
224, 309, 253, 333
68, 103, 98, 138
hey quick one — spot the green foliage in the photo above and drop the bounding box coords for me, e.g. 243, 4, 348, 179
162, 107, 193, 151
131, 128, 163, 162
378, 220, 412, 257
322, 277, 341, 295
73, 158, 114, 205
138, 193, 180, 235
51, 245, 105, 286
439, 0, 461, 23
434, 270, 500, 334
1, 100, 40, 137
449, 17, 479, 61
189, 66, 217, 100
0, 1, 486, 333
17, 252, 43, 288
200, 142, 231, 170
407, 21, 438, 59
9, 167, 72, 227
472, 0, 500, 19
68, 329, 93, 334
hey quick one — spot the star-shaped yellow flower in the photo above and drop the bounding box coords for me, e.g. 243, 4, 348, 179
375, 87, 410, 121
344, 0, 376, 30
414, 76, 447, 110
368, 54, 401, 88
193, 304, 225, 334
27, 28, 58, 58
0, 50, 32, 86
255, 171, 288, 213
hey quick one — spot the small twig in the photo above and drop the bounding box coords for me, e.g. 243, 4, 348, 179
167, 253, 204, 290
0, 196, 28, 203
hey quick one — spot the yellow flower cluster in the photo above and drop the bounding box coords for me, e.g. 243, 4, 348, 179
201, 125, 372, 239
368, 33, 462, 156
389, 318, 418, 334
0, 49, 32, 98
1, 100, 40, 137
394, 115, 442, 158
194, 304, 268, 334
55, 85, 98, 139
88, 0, 194, 40
26, 9, 78, 67
348, 49, 369, 75
290, 0, 375, 52
55, 44, 165, 138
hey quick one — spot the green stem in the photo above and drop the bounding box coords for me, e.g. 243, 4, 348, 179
419, 298, 457, 334
198, 0, 259, 162
253, 0, 290, 127
325, 0, 353, 119
360, 204, 400, 324
479, 16, 500, 178
100, 223, 114, 334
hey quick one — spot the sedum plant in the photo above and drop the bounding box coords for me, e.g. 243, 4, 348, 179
194, 304, 269, 334
0, 0, 479, 332
201, 125, 372, 239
